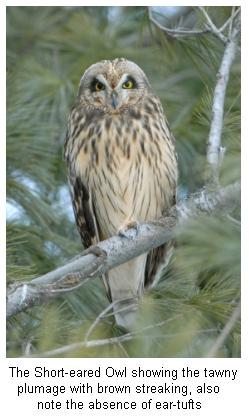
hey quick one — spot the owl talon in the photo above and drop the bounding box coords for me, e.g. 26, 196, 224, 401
118, 229, 130, 239
81, 245, 107, 277
82, 245, 106, 259
118, 221, 139, 239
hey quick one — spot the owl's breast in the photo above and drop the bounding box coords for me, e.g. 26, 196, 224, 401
74, 113, 177, 238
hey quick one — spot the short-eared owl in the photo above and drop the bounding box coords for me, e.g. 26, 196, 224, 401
64, 58, 177, 330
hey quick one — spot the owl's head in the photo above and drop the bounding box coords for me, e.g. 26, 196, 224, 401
78, 58, 151, 114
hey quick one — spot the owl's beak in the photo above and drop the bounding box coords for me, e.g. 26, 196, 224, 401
111, 91, 118, 109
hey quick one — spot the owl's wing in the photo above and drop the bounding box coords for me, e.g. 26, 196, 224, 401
65, 127, 111, 300
68, 171, 112, 300
144, 193, 176, 289
68, 172, 96, 249
64, 112, 97, 249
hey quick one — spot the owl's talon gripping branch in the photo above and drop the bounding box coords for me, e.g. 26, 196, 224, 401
81, 245, 107, 277
118, 220, 139, 239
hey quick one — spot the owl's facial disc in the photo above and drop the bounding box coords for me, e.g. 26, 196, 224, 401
90, 73, 141, 113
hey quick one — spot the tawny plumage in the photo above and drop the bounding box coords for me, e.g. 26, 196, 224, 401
64, 58, 178, 330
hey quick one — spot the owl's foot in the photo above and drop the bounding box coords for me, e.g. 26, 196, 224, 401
118, 220, 139, 239
81, 245, 107, 277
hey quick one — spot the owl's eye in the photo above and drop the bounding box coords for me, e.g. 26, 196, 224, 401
122, 79, 135, 89
95, 81, 105, 91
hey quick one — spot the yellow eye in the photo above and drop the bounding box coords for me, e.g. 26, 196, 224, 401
122, 80, 134, 89
95, 81, 105, 91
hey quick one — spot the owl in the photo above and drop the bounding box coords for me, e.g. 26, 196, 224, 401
64, 58, 177, 330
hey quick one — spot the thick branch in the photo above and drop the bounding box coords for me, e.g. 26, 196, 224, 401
7, 182, 240, 319
206, 36, 238, 185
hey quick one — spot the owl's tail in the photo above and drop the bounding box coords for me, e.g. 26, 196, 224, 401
107, 254, 147, 330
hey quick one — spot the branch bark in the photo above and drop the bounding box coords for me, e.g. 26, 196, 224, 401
7, 182, 240, 319
206, 35, 238, 186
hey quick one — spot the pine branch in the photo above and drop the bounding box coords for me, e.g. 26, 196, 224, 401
219, 7, 240, 34
206, 303, 241, 357
27, 327, 220, 357
27, 332, 133, 357
198, 6, 228, 44
7, 181, 240, 319
148, 7, 210, 38
148, 6, 240, 44
25, 314, 189, 357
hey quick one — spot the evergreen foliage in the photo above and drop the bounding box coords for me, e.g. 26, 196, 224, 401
6, 6, 240, 357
